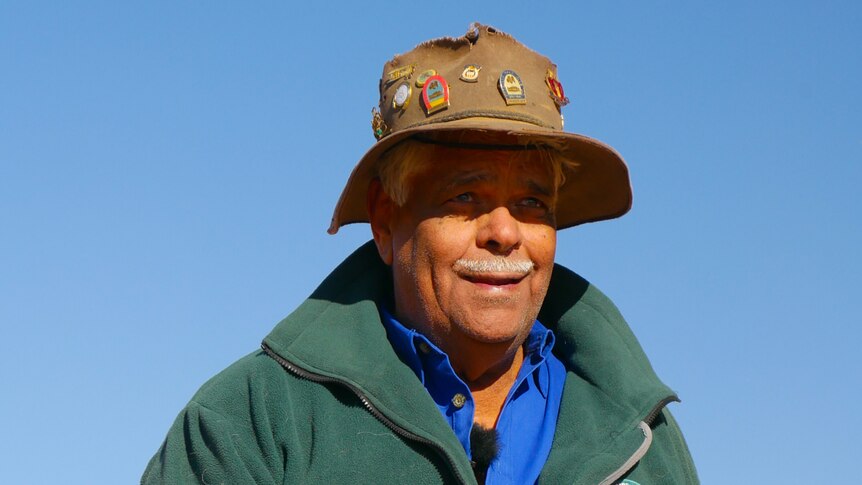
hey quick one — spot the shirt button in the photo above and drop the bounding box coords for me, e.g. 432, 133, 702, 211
418, 342, 431, 354
452, 393, 467, 408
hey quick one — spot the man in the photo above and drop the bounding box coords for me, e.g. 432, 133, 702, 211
143, 24, 698, 484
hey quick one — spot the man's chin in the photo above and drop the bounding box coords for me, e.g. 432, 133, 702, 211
456, 316, 535, 346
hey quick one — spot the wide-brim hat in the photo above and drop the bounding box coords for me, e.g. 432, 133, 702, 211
328, 23, 631, 234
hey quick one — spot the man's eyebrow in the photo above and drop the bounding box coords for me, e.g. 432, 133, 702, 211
441, 171, 496, 192
526, 179, 554, 198
437, 171, 554, 198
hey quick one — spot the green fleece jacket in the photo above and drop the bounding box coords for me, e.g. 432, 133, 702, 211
142, 242, 698, 484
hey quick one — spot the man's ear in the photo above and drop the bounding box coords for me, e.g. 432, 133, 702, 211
367, 178, 395, 265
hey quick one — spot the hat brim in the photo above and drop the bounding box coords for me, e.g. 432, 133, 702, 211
328, 118, 631, 234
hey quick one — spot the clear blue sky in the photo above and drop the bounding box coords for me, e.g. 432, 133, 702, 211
2, 1, 860, 483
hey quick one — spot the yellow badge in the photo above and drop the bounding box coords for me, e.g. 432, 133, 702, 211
385, 64, 415, 85
415, 69, 437, 87
459, 64, 481, 82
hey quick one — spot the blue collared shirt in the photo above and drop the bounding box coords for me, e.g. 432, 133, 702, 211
380, 309, 566, 485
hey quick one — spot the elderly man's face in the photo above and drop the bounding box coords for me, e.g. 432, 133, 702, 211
370, 146, 557, 354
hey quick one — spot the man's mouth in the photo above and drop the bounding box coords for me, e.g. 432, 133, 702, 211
452, 258, 533, 288
461, 273, 526, 286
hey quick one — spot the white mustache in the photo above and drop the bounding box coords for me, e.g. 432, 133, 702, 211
453, 258, 534, 275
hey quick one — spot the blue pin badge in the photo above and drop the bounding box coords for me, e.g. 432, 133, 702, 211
498, 70, 526, 105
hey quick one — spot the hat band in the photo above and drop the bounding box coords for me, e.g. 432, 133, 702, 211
409, 135, 551, 151
398, 109, 557, 131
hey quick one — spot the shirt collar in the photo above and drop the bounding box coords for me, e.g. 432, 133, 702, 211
379, 307, 427, 382
517, 319, 556, 397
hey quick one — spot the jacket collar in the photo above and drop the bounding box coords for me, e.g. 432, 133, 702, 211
262, 241, 677, 480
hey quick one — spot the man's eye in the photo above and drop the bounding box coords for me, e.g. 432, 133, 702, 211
519, 197, 546, 209
451, 193, 474, 203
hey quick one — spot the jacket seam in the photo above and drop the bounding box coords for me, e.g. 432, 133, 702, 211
663, 408, 700, 482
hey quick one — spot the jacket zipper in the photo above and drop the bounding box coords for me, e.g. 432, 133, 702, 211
598, 395, 680, 485
644, 395, 679, 426
261, 343, 471, 485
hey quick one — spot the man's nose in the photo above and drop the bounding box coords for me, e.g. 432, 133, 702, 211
476, 206, 523, 256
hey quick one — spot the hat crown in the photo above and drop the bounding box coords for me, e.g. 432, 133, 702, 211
373, 23, 566, 140
328, 23, 631, 235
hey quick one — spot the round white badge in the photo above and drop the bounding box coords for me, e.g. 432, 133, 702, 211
393, 82, 412, 110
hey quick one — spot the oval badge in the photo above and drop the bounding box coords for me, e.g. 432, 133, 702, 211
499, 70, 526, 105
393, 81, 412, 111
415, 69, 437, 88
422, 75, 449, 115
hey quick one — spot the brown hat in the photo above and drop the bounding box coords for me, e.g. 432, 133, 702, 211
328, 23, 631, 234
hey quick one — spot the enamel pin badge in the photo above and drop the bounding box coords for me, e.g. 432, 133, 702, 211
460, 64, 481, 82
415, 69, 437, 88
393, 81, 412, 111
385, 64, 415, 85
371, 107, 388, 140
545, 69, 570, 107
499, 70, 526, 105
422, 75, 449, 115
